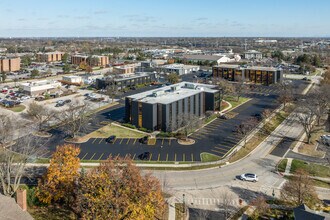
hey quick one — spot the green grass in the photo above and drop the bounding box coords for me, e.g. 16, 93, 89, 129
290, 159, 330, 178
225, 96, 250, 109
1, 104, 26, 112
313, 179, 330, 189
204, 114, 217, 124
200, 152, 221, 162
277, 159, 288, 173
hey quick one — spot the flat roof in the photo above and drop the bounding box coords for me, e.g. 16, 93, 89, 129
127, 82, 218, 104
161, 63, 199, 70
214, 65, 279, 72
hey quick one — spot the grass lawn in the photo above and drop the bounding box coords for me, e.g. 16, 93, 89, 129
200, 152, 222, 162
84, 124, 145, 139
229, 109, 290, 163
290, 159, 330, 178
1, 104, 26, 112
298, 123, 326, 158
225, 96, 250, 109
28, 206, 76, 220
204, 114, 218, 124
277, 159, 288, 173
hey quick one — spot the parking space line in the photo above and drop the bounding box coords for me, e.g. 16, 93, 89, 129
191, 153, 194, 162
98, 138, 104, 144
174, 153, 177, 161
112, 138, 117, 144
115, 154, 120, 159
98, 153, 104, 160
211, 149, 225, 155
157, 153, 160, 161
108, 153, 112, 159
133, 138, 137, 145
89, 153, 96, 160
166, 154, 168, 161
81, 153, 88, 160
169, 139, 171, 145
92, 138, 97, 144
149, 153, 152, 161
183, 153, 185, 162
126, 138, 130, 144
132, 154, 136, 160
119, 138, 124, 144
162, 138, 164, 145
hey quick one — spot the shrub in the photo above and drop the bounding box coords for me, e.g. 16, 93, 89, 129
138, 127, 152, 133
156, 132, 175, 137
122, 123, 136, 129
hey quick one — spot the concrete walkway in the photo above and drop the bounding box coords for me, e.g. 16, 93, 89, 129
284, 158, 293, 175
168, 197, 177, 220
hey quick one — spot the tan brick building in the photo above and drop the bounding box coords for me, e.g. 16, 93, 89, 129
0, 57, 21, 72
71, 54, 109, 67
113, 64, 135, 74
36, 51, 65, 62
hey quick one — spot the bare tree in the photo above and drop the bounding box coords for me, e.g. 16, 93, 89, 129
281, 169, 320, 207
250, 196, 270, 219
236, 117, 259, 146
169, 113, 202, 140
308, 85, 330, 125
277, 90, 293, 110
105, 78, 119, 103
219, 190, 236, 220
295, 103, 317, 144
233, 77, 248, 102
0, 112, 44, 196
26, 101, 56, 133
56, 101, 92, 139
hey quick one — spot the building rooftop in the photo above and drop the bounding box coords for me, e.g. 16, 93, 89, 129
37, 51, 64, 55
161, 63, 199, 70
244, 50, 262, 54
214, 64, 279, 72
182, 54, 224, 61
20, 80, 60, 87
127, 82, 218, 104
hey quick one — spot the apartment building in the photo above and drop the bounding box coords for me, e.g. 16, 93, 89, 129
36, 51, 65, 62
96, 72, 156, 90
71, 54, 109, 67
212, 64, 282, 85
125, 82, 220, 132
0, 57, 21, 72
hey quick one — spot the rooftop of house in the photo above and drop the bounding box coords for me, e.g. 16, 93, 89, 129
127, 82, 218, 104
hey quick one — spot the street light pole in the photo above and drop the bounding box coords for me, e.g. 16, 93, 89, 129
182, 193, 186, 217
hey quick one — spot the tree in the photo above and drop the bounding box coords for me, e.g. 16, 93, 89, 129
21, 55, 32, 67
26, 102, 56, 133
169, 113, 202, 139
86, 65, 93, 73
213, 78, 235, 109
167, 73, 179, 84
71, 157, 165, 219
36, 144, 80, 205
250, 196, 269, 220
1, 72, 6, 83
281, 169, 320, 207
233, 77, 248, 101
278, 90, 293, 110
62, 64, 70, 74
86, 56, 100, 67
0, 112, 44, 196
219, 190, 236, 220
31, 69, 39, 78
236, 117, 259, 145
295, 103, 317, 144
61, 53, 69, 64
271, 50, 284, 61
79, 61, 88, 70
56, 101, 92, 139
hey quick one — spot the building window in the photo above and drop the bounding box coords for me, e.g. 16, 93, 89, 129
138, 102, 142, 128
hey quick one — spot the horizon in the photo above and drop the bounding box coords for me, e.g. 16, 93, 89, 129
1, 0, 330, 38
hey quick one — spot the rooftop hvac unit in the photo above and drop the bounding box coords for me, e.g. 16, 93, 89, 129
185, 83, 196, 89
152, 90, 165, 97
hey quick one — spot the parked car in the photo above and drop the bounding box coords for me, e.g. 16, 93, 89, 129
138, 152, 150, 160
55, 102, 65, 107
35, 96, 44, 101
320, 135, 330, 146
139, 136, 149, 144
105, 135, 116, 143
239, 173, 258, 182
218, 114, 229, 120
302, 77, 308, 80
64, 99, 71, 104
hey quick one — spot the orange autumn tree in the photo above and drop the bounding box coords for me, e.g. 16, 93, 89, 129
72, 157, 166, 220
36, 144, 80, 205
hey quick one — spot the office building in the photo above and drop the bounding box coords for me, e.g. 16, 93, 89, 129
71, 54, 109, 67
0, 57, 21, 72
212, 64, 282, 85
36, 51, 65, 62
159, 63, 200, 75
244, 50, 263, 60
96, 72, 156, 90
113, 64, 135, 74
20, 80, 61, 96
62, 75, 83, 84
125, 82, 220, 132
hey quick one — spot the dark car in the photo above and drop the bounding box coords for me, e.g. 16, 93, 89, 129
105, 135, 116, 143
55, 102, 65, 107
138, 152, 150, 160
139, 136, 149, 144
64, 99, 71, 104
252, 113, 263, 121
218, 114, 229, 120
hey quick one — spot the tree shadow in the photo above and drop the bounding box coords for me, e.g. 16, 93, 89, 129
230, 186, 273, 204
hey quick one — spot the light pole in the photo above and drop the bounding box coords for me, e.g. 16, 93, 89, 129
182, 193, 186, 217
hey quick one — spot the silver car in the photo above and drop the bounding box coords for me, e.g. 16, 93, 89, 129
240, 173, 258, 182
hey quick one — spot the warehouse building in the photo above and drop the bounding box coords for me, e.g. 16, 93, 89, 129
95, 72, 156, 90
125, 82, 220, 132
212, 64, 282, 85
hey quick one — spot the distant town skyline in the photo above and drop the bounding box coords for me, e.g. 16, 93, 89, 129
0, 0, 329, 38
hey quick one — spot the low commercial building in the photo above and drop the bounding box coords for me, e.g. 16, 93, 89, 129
36, 51, 65, 62
95, 72, 156, 90
181, 54, 238, 65
62, 75, 83, 84
71, 54, 109, 67
212, 64, 282, 85
20, 80, 61, 96
113, 64, 135, 74
159, 63, 200, 75
125, 82, 221, 131
244, 50, 263, 60
0, 57, 21, 72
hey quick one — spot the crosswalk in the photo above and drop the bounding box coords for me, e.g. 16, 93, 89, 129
185, 197, 239, 206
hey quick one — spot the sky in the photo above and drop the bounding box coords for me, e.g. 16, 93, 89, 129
0, 0, 329, 37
